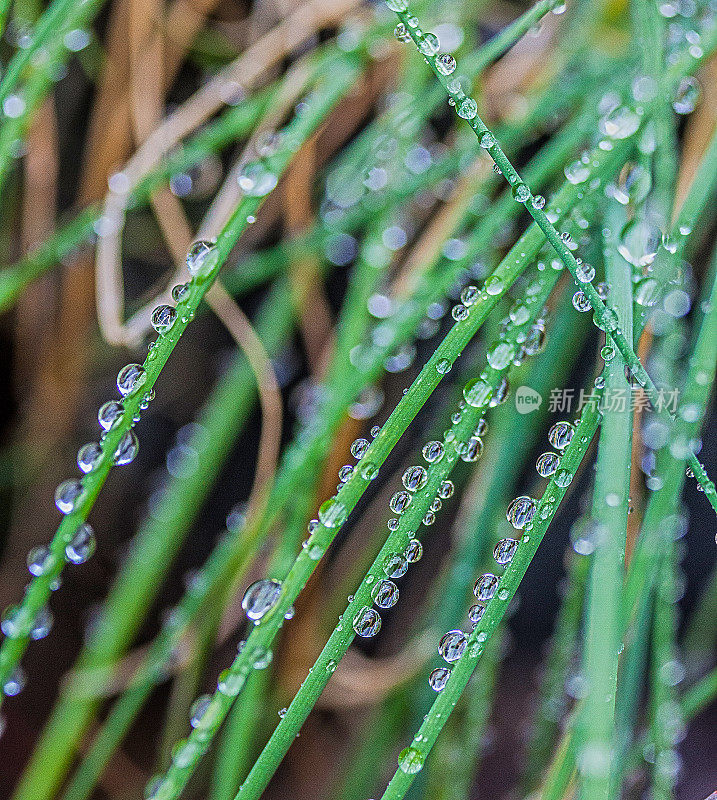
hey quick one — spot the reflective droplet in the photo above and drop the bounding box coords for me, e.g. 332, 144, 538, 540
572, 290, 591, 312
77, 442, 102, 473
418, 32, 439, 55
493, 538, 518, 565
55, 479, 84, 514
438, 480, 454, 499
555, 468, 573, 488
618, 218, 661, 268
3, 667, 26, 696
474, 573, 499, 601
405, 539, 423, 562
384, 553, 408, 579
635, 276, 660, 307
435, 53, 456, 75
486, 341, 515, 370
398, 746, 424, 774
353, 606, 381, 637
479, 131, 495, 149
429, 666, 450, 691
402, 466, 428, 491
672, 76, 700, 114
463, 377, 492, 408
351, 438, 369, 459
318, 497, 347, 528
114, 430, 139, 465
117, 364, 147, 397
27, 545, 53, 576
172, 283, 190, 302
438, 629, 467, 662
98, 400, 123, 431
242, 579, 282, 621
461, 436, 483, 462
66, 523, 96, 564
548, 421, 575, 450
422, 441, 445, 463
390, 491, 412, 514
151, 304, 177, 334
186, 239, 216, 276
468, 604, 485, 625
372, 579, 399, 609
536, 451, 559, 477
238, 162, 278, 197
189, 694, 211, 727
457, 97, 477, 120
506, 496, 537, 529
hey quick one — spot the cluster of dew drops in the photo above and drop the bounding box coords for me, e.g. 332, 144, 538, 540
0, 236, 223, 701
425, 418, 577, 694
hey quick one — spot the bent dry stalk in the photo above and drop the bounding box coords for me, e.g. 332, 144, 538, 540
0, 56, 358, 699
389, 0, 717, 511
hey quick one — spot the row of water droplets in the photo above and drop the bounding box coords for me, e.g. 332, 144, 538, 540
426, 416, 580, 693
0, 238, 223, 700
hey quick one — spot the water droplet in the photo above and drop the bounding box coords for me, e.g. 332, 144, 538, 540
66, 523, 96, 564
435, 53, 456, 75
486, 341, 516, 370
599, 106, 640, 139
451, 304, 468, 321
3, 667, 26, 696
353, 606, 381, 637
512, 183, 530, 203
114, 430, 139, 465
55, 479, 84, 514
439, 630, 467, 663
635, 276, 660, 307
398, 746, 424, 774
618, 218, 661, 267
457, 97, 477, 119
468, 604, 485, 625
30, 606, 53, 640
402, 466, 428, 492
436, 358, 452, 374
117, 364, 147, 397
423, 510, 436, 526
601, 344, 615, 362
555, 468, 573, 488
351, 438, 369, 459
484, 274, 503, 294
439, 480, 454, 499
429, 666, 450, 691
27, 545, 53, 576
572, 291, 591, 312
172, 283, 190, 302
394, 22, 411, 42
338, 465, 354, 483
536, 451, 559, 477
405, 539, 423, 562
372, 579, 399, 608
238, 162, 278, 196
672, 76, 700, 114
422, 441, 445, 463
77, 442, 102, 473
384, 553, 408, 578
461, 436, 483, 462
318, 497, 347, 528
575, 261, 595, 283
186, 239, 216, 276
493, 538, 518, 565
151, 304, 177, 334
189, 694, 211, 727
479, 131, 495, 149
385, 0, 408, 11
418, 32, 439, 55
564, 160, 590, 184
474, 573, 499, 601
532, 194, 546, 210
242, 579, 282, 621
506, 496, 537, 529
98, 400, 124, 431
390, 491, 412, 514
549, 421, 575, 451
463, 377, 491, 408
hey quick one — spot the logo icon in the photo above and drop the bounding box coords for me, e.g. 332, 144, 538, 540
515, 386, 542, 414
